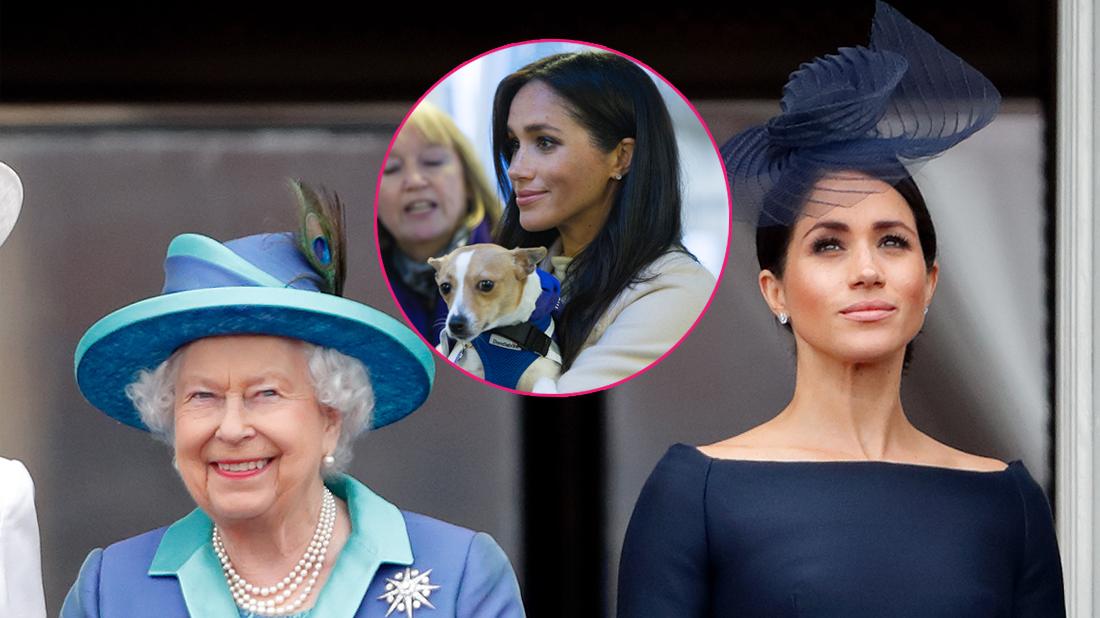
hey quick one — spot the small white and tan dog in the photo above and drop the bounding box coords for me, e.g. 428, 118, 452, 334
427, 243, 561, 393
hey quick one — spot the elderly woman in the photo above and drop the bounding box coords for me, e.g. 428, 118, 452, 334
62, 184, 524, 617
378, 101, 502, 345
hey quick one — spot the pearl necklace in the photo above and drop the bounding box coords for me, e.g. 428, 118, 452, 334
213, 488, 336, 616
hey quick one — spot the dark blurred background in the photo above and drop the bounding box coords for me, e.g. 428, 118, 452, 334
1, 3, 1049, 103
0, 2, 1056, 616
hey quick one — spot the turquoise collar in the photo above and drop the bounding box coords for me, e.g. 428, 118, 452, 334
149, 475, 414, 617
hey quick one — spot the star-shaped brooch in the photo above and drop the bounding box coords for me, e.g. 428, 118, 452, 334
377, 567, 441, 618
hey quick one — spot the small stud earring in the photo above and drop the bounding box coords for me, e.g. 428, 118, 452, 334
777, 312, 789, 325
612, 173, 623, 180
323, 454, 335, 467
923, 307, 929, 315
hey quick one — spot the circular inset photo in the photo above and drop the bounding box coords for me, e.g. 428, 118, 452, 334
375, 39, 730, 396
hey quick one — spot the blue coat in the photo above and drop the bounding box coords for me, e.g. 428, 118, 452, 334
61, 475, 524, 617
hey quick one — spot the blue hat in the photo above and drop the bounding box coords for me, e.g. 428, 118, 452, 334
722, 1, 1001, 226
75, 231, 434, 431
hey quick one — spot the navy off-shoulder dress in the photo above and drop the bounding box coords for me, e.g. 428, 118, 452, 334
618, 444, 1065, 617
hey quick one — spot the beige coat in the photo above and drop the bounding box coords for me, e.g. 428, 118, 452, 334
545, 244, 717, 393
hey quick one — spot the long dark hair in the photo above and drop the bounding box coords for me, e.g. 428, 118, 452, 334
756, 173, 937, 367
492, 51, 684, 369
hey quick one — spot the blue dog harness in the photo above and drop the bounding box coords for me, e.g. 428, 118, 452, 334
442, 269, 561, 389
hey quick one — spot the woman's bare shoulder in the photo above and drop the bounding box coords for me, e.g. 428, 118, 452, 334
698, 425, 1009, 472
696, 423, 811, 462
915, 438, 1009, 472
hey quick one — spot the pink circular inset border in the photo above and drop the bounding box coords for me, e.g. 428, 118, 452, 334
373, 38, 733, 398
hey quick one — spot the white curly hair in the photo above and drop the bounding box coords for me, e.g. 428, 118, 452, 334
124, 340, 374, 476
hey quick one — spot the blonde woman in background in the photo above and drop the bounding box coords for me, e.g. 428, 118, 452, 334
377, 101, 501, 345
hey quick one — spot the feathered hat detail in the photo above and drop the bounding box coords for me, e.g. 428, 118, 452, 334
722, 1, 1001, 226
76, 181, 433, 432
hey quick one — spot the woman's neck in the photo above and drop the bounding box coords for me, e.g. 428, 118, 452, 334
556, 190, 616, 257
397, 236, 452, 264
776, 344, 922, 460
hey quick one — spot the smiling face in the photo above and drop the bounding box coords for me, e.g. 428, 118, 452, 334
379, 125, 469, 261
759, 177, 938, 365
505, 80, 630, 254
172, 335, 340, 525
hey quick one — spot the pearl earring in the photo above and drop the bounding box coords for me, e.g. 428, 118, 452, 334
612, 173, 623, 180
777, 312, 789, 325
323, 454, 335, 467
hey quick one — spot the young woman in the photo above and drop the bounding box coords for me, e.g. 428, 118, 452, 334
617, 4, 1065, 616
491, 51, 716, 394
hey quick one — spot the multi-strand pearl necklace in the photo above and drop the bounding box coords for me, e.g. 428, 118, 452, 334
213, 488, 337, 616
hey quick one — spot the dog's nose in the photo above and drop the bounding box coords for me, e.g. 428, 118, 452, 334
447, 314, 471, 339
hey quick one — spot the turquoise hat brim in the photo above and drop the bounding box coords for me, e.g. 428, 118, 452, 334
75, 287, 434, 431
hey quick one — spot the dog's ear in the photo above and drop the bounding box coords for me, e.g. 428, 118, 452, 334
511, 247, 547, 277
426, 256, 444, 272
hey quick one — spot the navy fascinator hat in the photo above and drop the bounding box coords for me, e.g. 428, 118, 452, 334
722, 1, 1001, 227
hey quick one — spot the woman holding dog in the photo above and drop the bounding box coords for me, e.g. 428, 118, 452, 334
491, 51, 716, 394
379, 101, 501, 345
617, 3, 1064, 616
